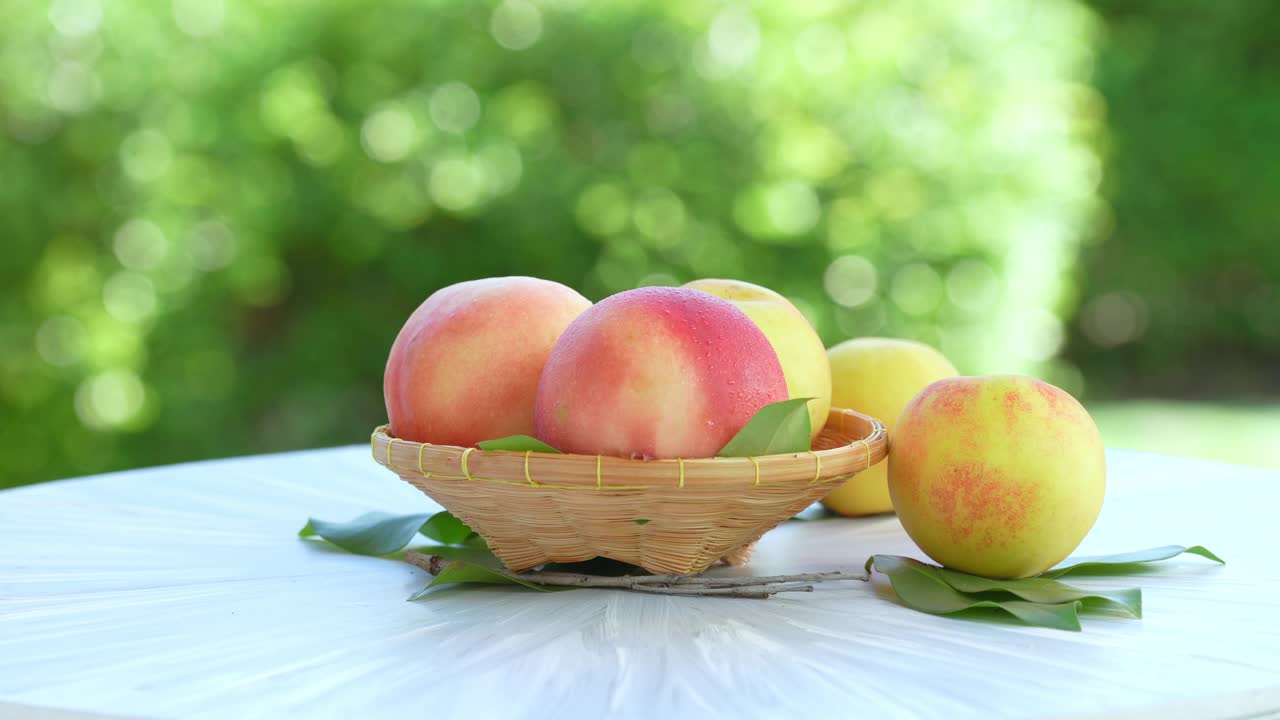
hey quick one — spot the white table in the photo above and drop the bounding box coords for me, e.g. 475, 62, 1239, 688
1, 448, 1278, 720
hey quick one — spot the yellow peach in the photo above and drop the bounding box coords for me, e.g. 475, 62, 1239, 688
684, 278, 831, 440
821, 338, 958, 516
889, 375, 1106, 578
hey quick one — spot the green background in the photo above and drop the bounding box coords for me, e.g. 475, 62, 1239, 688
2, 0, 1277, 488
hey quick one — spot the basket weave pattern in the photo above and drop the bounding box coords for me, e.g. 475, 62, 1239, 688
371, 408, 887, 574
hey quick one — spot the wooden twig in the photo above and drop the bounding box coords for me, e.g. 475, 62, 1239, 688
403, 551, 864, 599
404, 553, 452, 576
644, 570, 868, 587
626, 584, 814, 599
500, 569, 868, 587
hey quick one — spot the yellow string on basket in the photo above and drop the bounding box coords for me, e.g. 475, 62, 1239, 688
385, 437, 397, 469
415, 450, 645, 489
460, 474, 651, 491
404, 445, 873, 491
460, 447, 475, 481
417, 443, 431, 478
523, 451, 540, 487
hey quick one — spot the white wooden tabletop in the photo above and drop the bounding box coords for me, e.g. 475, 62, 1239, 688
1, 447, 1278, 720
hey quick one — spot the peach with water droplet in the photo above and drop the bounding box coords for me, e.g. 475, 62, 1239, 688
684, 278, 831, 440
534, 287, 788, 458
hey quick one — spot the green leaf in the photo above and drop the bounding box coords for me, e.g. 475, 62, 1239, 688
407, 561, 576, 600
935, 568, 1142, 618
634, 519, 650, 525
868, 555, 1084, 631
299, 512, 433, 556
1043, 545, 1224, 578
717, 398, 813, 457
475, 435, 563, 453
299, 510, 487, 555
419, 510, 476, 545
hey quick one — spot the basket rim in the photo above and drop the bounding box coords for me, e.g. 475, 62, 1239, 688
371, 406, 887, 490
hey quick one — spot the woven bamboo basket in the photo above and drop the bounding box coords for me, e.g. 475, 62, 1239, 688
371, 407, 887, 574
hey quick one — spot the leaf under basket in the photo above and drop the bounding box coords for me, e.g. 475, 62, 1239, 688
371, 407, 887, 574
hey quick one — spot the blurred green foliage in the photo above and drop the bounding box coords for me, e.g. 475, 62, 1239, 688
2, 0, 1103, 487
1072, 1, 1280, 399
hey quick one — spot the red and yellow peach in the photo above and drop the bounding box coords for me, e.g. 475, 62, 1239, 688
534, 286, 788, 459
384, 276, 590, 447
888, 375, 1106, 578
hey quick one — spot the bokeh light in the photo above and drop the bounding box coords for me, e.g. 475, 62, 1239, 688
576, 183, 630, 237
173, 0, 226, 37
890, 264, 943, 317
794, 24, 846, 76
824, 256, 878, 308
491, 0, 543, 51
46, 62, 99, 114
187, 221, 237, 272
429, 82, 481, 134
1080, 292, 1148, 348
113, 220, 168, 271
120, 130, 173, 183
707, 7, 761, 72
945, 260, 1001, 313
48, 0, 101, 38
75, 369, 147, 430
35, 316, 88, 367
361, 105, 418, 163
429, 152, 484, 212
102, 272, 157, 324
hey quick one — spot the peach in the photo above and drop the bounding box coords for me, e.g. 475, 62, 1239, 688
889, 375, 1106, 578
384, 277, 591, 447
821, 338, 959, 516
684, 278, 832, 440
534, 287, 788, 459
